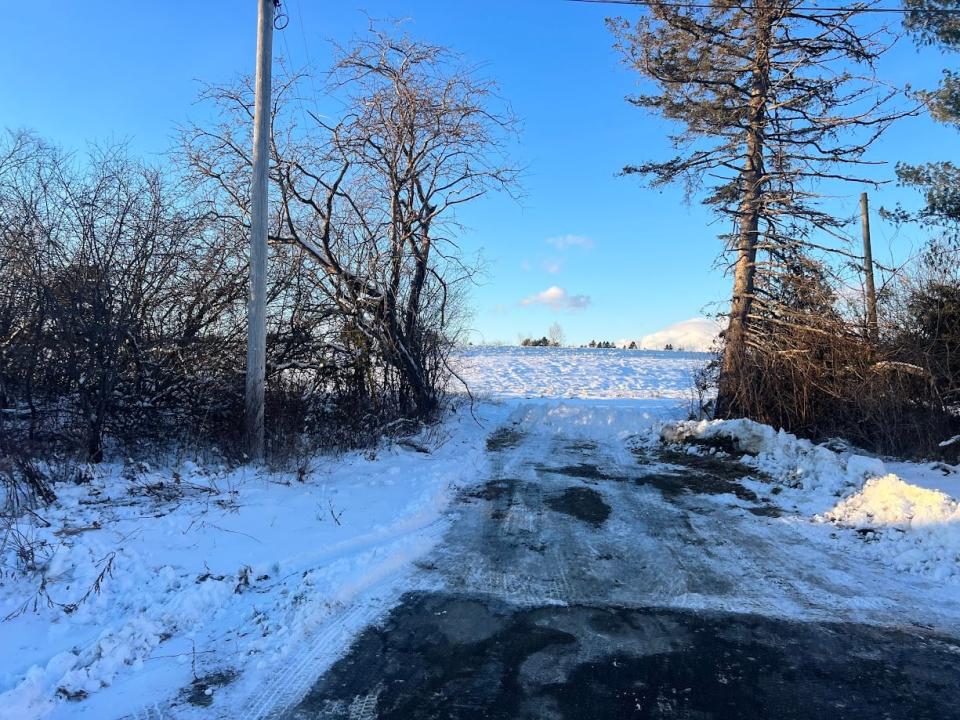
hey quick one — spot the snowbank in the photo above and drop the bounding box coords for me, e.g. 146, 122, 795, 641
825, 474, 960, 531
822, 475, 960, 580
663, 418, 960, 583
663, 418, 884, 501
0, 404, 506, 720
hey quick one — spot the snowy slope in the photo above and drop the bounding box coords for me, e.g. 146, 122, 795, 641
454, 346, 707, 400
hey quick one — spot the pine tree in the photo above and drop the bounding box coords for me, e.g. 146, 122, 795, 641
609, 0, 910, 416
894, 0, 960, 247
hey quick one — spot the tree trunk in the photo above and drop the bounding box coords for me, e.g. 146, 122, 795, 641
716, 5, 773, 418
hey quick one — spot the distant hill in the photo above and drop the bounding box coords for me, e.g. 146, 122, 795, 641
626, 317, 723, 352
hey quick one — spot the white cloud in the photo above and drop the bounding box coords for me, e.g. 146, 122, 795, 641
521, 285, 591, 311
542, 258, 563, 274
545, 234, 595, 250
631, 317, 724, 352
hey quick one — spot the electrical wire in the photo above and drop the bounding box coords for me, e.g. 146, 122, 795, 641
274, 1, 289, 30
567, 0, 960, 14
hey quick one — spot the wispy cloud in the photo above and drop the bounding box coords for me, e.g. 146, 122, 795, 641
521, 285, 591, 311
545, 234, 595, 250
542, 258, 563, 274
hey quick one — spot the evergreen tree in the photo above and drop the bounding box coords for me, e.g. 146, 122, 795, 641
609, 0, 909, 416
894, 1, 960, 248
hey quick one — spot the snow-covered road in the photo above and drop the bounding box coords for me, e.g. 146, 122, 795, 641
437, 402, 960, 627
6, 349, 960, 719
281, 401, 960, 719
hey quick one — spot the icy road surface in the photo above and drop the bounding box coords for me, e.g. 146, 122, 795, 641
281, 402, 960, 720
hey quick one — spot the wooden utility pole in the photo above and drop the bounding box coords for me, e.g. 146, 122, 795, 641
245, 0, 275, 462
860, 191, 878, 342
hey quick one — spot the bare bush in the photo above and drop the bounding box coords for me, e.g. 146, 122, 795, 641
0, 132, 386, 463
0, 133, 250, 460
718, 253, 954, 457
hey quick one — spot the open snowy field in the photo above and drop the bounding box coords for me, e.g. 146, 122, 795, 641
454, 346, 708, 400
3, 346, 960, 719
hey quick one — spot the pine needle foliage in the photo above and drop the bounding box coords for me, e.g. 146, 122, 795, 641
609, 0, 912, 417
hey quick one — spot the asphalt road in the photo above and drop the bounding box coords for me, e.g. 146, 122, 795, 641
282, 404, 960, 720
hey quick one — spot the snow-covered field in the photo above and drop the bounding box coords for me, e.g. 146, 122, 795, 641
3, 345, 960, 719
454, 346, 707, 400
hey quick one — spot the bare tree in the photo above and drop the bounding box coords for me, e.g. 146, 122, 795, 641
548, 322, 566, 347
183, 26, 517, 421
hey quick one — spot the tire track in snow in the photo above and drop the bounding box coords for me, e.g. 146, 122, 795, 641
239, 521, 448, 720
124, 514, 451, 720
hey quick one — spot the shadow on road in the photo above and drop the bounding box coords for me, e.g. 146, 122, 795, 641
288, 591, 960, 720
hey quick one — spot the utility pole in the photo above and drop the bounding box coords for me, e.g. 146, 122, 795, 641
245, 0, 276, 462
860, 191, 878, 343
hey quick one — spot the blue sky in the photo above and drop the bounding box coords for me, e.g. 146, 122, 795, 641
3, 1, 958, 344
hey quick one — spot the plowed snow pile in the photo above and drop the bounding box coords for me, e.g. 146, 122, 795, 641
823, 475, 960, 580
667, 418, 960, 583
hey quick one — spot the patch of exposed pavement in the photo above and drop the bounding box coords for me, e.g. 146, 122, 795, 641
286, 593, 960, 720
545, 486, 611, 527
279, 411, 960, 720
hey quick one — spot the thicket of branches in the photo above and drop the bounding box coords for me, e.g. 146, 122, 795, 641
0, 28, 513, 486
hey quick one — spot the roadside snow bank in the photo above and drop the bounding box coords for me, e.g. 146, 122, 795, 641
825, 474, 960, 530
0, 403, 504, 720
663, 418, 884, 501
821, 475, 960, 580
663, 418, 960, 583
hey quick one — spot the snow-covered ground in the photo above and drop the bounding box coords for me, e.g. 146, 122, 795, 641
0, 405, 510, 720
454, 346, 707, 400
3, 346, 960, 719
665, 418, 960, 583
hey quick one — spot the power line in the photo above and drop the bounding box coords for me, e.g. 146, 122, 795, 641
290, 0, 326, 118
567, 0, 960, 14
276, 0, 326, 132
